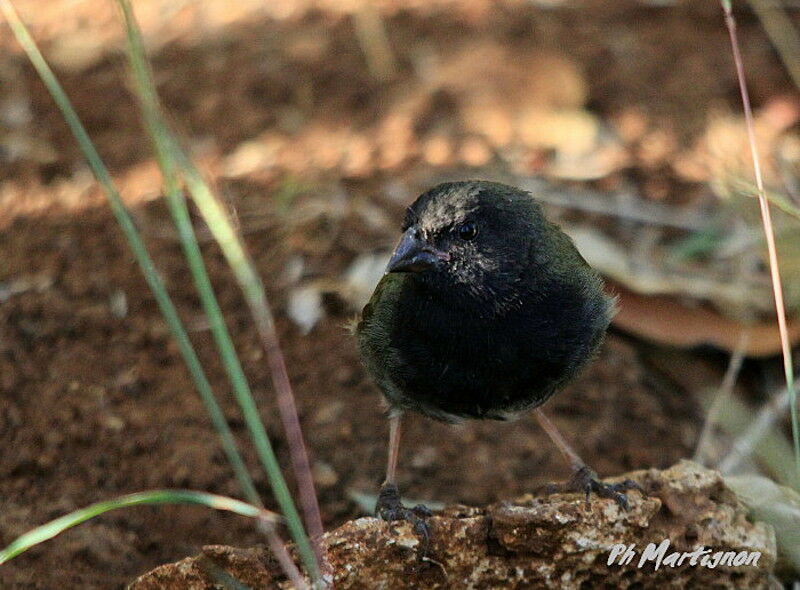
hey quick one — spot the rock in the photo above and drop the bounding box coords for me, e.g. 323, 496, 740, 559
286, 285, 324, 335
339, 252, 391, 311
128, 461, 778, 589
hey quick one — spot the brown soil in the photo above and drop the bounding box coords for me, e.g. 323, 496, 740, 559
1, 182, 700, 588
0, 1, 790, 588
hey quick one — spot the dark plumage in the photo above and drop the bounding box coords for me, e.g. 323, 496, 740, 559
355, 181, 637, 538
357, 180, 615, 422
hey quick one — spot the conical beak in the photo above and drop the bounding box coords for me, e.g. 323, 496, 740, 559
386, 228, 449, 273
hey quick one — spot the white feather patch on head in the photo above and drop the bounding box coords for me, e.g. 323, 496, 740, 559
417, 183, 482, 236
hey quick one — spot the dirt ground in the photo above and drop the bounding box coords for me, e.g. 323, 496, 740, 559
0, 1, 794, 588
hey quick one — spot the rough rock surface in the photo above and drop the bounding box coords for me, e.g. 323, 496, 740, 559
129, 461, 778, 589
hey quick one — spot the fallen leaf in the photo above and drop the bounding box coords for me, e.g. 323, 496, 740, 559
612, 282, 800, 357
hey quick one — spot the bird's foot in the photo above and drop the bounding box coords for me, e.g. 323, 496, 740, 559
376, 483, 432, 558
544, 466, 643, 510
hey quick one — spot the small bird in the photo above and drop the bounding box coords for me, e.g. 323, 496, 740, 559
356, 180, 640, 539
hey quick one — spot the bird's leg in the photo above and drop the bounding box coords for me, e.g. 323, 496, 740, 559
376, 415, 432, 554
386, 412, 401, 486
534, 408, 642, 509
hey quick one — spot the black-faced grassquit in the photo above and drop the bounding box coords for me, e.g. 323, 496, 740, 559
356, 180, 640, 541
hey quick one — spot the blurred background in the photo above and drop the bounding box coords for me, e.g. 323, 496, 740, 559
1, 0, 799, 587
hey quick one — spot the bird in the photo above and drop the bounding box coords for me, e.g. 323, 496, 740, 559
355, 180, 641, 542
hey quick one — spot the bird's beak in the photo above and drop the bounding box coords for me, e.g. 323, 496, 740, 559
386, 228, 449, 273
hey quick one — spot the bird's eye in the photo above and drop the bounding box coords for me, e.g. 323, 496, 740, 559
458, 222, 478, 241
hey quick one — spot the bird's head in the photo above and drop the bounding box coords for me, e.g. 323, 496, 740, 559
386, 181, 560, 312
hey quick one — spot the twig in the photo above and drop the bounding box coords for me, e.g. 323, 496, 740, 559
718, 382, 795, 473
258, 519, 311, 590
694, 331, 750, 464
721, 0, 799, 480
511, 177, 712, 230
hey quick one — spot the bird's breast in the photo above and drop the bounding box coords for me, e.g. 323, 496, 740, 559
359, 275, 592, 421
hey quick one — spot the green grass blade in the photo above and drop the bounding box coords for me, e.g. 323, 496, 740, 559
171, 125, 327, 581
731, 178, 800, 222
0, 490, 275, 564
115, 0, 320, 581
0, 0, 260, 506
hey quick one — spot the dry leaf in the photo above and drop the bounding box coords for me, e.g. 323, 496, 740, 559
612, 282, 800, 357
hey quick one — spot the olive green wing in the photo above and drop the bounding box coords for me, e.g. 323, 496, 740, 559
354, 273, 412, 407
355, 273, 401, 334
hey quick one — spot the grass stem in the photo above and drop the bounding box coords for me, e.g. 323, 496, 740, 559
0, 490, 277, 565
720, 0, 799, 485
116, 0, 324, 578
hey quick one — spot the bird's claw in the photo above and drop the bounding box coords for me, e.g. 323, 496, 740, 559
376, 483, 432, 558
545, 466, 643, 510
411, 503, 433, 518
568, 466, 643, 510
